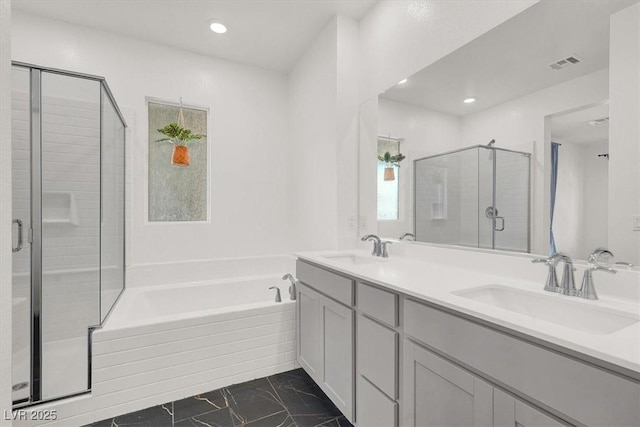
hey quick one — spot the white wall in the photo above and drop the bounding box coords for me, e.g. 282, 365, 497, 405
0, 0, 12, 424
582, 142, 609, 256
377, 98, 462, 238
288, 17, 338, 251
609, 3, 640, 264
288, 15, 360, 251
12, 11, 292, 267
461, 69, 609, 255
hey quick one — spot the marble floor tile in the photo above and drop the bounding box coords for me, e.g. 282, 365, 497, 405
87, 369, 352, 427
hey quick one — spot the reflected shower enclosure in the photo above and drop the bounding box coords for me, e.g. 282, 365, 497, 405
414, 145, 530, 252
11, 63, 126, 406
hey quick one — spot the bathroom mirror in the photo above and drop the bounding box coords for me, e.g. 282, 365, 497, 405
360, 0, 640, 265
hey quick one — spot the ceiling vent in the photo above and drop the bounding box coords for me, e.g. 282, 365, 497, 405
587, 117, 609, 127
549, 55, 582, 70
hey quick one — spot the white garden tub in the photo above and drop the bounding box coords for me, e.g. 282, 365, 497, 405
76, 272, 297, 427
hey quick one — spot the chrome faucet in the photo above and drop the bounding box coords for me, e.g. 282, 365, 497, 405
531, 253, 562, 292
554, 253, 576, 296
579, 248, 617, 300
381, 241, 393, 258
532, 252, 575, 294
399, 232, 416, 241
361, 234, 382, 256
269, 286, 282, 303
282, 273, 297, 301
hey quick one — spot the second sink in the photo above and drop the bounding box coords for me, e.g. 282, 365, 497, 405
453, 285, 638, 335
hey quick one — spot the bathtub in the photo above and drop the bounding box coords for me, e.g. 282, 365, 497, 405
104, 275, 292, 329
69, 273, 298, 427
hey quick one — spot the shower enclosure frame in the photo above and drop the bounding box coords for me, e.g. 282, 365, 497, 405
12, 61, 127, 408
413, 144, 532, 252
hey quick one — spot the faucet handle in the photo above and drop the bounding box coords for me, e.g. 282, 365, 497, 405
269, 286, 282, 303
532, 255, 559, 292
381, 241, 393, 258
579, 264, 616, 300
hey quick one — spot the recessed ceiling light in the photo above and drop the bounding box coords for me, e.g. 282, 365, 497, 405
209, 22, 227, 34
397, 78, 408, 85
463, 98, 476, 104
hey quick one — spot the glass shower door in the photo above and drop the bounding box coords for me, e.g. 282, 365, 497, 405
11, 66, 32, 404
40, 71, 102, 400
493, 149, 531, 252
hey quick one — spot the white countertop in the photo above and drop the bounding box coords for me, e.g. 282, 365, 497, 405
296, 249, 640, 379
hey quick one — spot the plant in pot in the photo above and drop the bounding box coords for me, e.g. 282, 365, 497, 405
156, 122, 206, 167
378, 151, 406, 181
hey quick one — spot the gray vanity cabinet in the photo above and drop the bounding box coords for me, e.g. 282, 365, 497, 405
355, 282, 400, 426
296, 262, 355, 423
494, 389, 564, 427
403, 340, 493, 427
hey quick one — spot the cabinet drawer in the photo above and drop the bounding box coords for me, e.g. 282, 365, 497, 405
297, 260, 354, 306
357, 315, 397, 398
404, 299, 640, 427
357, 282, 398, 326
357, 375, 397, 427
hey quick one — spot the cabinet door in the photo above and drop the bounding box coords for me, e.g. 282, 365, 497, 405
403, 341, 493, 427
494, 388, 567, 427
320, 295, 355, 422
297, 283, 321, 377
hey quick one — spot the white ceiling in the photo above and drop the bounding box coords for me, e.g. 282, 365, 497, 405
551, 103, 609, 146
381, 0, 637, 117
12, 0, 378, 72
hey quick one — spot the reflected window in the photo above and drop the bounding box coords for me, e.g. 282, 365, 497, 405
377, 137, 400, 220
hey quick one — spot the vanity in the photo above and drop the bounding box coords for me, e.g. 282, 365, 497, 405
294, 249, 640, 427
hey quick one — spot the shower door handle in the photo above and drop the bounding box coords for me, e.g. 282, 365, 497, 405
494, 216, 505, 232
12, 219, 24, 253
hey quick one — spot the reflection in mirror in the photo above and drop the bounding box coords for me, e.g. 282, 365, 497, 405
414, 146, 530, 252
550, 103, 609, 261
361, 0, 640, 264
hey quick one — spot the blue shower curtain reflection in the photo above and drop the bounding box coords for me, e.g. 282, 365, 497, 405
550, 142, 560, 254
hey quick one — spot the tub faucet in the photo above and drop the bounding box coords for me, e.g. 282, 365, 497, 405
361, 234, 382, 256
269, 287, 282, 303
282, 274, 297, 301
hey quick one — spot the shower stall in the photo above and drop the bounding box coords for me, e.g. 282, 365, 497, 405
11, 63, 126, 406
414, 145, 530, 252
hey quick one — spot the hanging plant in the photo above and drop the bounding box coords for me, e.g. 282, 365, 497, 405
156, 102, 206, 167
378, 151, 406, 181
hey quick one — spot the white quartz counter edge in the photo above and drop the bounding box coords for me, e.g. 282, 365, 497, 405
296, 250, 640, 379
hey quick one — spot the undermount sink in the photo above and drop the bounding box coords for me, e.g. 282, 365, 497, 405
322, 254, 382, 265
453, 285, 639, 335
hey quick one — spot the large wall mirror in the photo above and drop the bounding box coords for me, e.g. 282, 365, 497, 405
359, 0, 640, 265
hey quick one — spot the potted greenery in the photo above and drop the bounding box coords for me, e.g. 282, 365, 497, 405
378, 151, 406, 181
156, 122, 206, 167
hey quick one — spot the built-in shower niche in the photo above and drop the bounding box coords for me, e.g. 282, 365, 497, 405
42, 192, 79, 226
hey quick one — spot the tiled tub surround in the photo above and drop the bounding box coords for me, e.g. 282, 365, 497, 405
297, 244, 640, 426
88, 369, 352, 427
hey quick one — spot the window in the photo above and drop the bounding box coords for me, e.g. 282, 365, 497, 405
377, 137, 401, 220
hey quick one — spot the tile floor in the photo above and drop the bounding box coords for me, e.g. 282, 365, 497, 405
87, 368, 352, 427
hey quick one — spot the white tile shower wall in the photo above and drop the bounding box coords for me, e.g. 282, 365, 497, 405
13, 303, 296, 427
